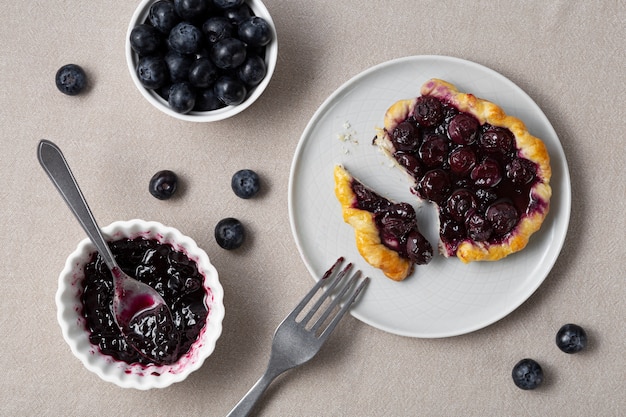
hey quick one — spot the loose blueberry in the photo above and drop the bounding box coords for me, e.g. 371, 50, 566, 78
136, 56, 169, 89
168, 82, 196, 114
214, 76, 247, 105
129, 24, 163, 56
149, 170, 178, 200
238, 16, 273, 47
215, 218, 245, 250
512, 359, 543, 390
556, 323, 588, 353
210, 38, 246, 69
231, 169, 261, 199
168, 22, 204, 55
188, 57, 218, 88
148, 0, 181, 34
202, 16, 234, 43
237, 55, 267, 87
55, 64, 87, 96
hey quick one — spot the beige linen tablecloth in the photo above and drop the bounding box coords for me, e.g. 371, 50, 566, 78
1, 1, 624, 416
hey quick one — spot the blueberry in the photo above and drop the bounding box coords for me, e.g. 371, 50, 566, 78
55, 64, 87, 96
486, 200, 518, 236
214, 76, 247, 105
188, 57, 218, 88
215, 218, 245, 250
480, 127, 514, 154
202, 16, 234, 43
238, 16, 272, 47
129, 24, 163, 56
164, 51, 194, 83
212, 0, 244, 9
136, 56, 169, 89
174, 0, 209, 21
168, 82, 196, 114
168, 22, 204, 55
231, 169, 260, 199
391, 121, 420, 152
148, 0, 181, 33
149, 170, 178, 200
416, 169, 451, 204
448, 113, 479, 145
512, 359, 543, 390
556, 324, 588, 353
413, 96, 443, 127
210, 38, 246, 69
194, 88, 225, 111
222, 4, 252, 24
237, 54, 267, 86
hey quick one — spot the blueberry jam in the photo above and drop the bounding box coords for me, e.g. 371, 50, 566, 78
81, 237, 208, 366
351, 181, 433, 265
384, 96, 542, 252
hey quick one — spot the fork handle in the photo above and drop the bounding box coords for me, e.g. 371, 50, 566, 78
226, 368, 282, 417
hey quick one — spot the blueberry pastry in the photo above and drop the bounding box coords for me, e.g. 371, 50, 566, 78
374, 78, 551, 263
334, 165, 433, 281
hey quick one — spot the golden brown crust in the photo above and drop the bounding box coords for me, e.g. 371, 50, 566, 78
374, 78, 552, 263
334, 165, 413, 281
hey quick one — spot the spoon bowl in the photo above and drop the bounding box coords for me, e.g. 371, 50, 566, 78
38, 139, 179, 364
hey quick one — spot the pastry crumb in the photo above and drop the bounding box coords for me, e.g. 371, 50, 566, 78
337, 120, 359, 154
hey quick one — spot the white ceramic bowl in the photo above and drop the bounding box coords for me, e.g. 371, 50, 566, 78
56, 219, 224, 389
125, 0, 278, 122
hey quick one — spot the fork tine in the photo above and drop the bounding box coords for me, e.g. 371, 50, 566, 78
298, 262, 353, 326
287, 257, 346, 320
317, 276, 369, 340
309, 270, 361, 334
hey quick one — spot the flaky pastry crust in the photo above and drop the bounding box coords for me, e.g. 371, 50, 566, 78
375, 78, 552, 263
334, 165, 413, 281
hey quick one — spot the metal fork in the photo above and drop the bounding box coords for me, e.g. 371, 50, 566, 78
226, 258, 369, 417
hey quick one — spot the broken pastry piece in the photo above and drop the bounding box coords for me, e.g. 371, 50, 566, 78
334, 165, 433, 281
374, 78, 551, 263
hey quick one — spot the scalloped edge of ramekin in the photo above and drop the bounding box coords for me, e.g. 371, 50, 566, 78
56, 219, 224, 389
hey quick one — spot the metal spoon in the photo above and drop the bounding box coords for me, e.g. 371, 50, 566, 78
38, 139, 178, 364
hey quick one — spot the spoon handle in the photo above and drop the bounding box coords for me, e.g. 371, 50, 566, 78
37, 139, 119, 272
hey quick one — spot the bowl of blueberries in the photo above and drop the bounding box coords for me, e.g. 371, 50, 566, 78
126, 0, 277, 122
56, 219, 225, 389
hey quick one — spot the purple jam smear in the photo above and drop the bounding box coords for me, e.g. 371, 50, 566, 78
81, 237, 208, 366
351, 181, 433, 265
385, 96, 544, 253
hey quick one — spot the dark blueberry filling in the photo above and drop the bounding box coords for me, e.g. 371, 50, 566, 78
81, 237, 208, 366
386, 97, 542, 252
351, 182, 433, 265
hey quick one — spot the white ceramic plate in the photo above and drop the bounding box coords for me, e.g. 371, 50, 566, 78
288, 55, 571, 338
